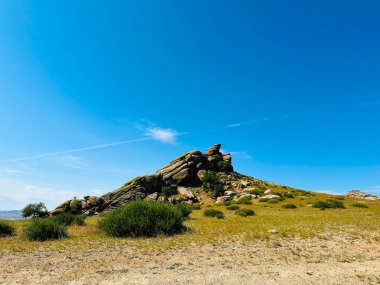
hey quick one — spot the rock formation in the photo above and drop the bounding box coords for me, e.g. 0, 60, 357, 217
51, 144, 234, 216
344, 190, 379, 200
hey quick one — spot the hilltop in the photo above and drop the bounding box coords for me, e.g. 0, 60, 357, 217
51, 144, 305, 216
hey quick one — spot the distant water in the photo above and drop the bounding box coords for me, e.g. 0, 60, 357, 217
0, 210, 22, 220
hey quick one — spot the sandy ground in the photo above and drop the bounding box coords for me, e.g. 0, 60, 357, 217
1, 236, 379, 285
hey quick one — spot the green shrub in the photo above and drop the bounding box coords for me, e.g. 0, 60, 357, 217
73, 215, 86, 226
312, 199, 345, 209
224, 200, 236, 206
162, 186, 177, 197
24, 218, 68, 241
217, 160, 231, 172
236, 196, 253, 205
69, 199, 83, 214
98, 201, 186, 237
249, 190, 264, 196
267, 199, 279, 204
176, 203, 193, 219
226, 205, 240, 210
282, 203, 297, 209
53, 213, 76, 226
204, 209, 225, 219
284, 193, 295, 198
191, 203, 202, 210
0, 220, 15, 237
258, 198, 270, 202
21, 203, 49, 218
203, 171, 224, 197
235, 208, 255, 217
351, 203, 368, 208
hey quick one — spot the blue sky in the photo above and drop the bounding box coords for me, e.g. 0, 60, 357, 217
1, 1, 379, 210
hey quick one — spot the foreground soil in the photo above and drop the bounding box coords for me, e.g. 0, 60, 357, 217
1, 235, 379, 285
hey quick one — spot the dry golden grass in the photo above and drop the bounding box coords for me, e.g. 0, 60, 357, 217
1, 192, 379, 253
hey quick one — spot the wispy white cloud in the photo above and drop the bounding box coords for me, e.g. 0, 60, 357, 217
0, 137, 150, 163
145, 127, 180, 144
49, 155, 88, 169
225, 117, 270, 128
0, 179, 78, 210
229, 151, 252, 159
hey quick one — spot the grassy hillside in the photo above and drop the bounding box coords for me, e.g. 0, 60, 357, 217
1, 189, 379, 253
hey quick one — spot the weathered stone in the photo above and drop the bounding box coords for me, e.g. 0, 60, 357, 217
172, 168, 193, 184
262, 194, 280, 199
224, 190, 237, 197
215, 196, 231, 204
177, 187, 195, 199
51, 200, 71, 216
205, 144, 221, 156
264, 189, 273, 195
145, 192, 159, 201
197, 169, 207, 181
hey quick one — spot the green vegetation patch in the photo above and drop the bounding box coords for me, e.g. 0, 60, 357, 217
98, 201, 187, 237
235, 209, 255, 217
312, 199, 345, 209
226, 205, 240, 211
351, 202, 368, 208
236, 196, 253, 205
204, 209, 225, 219
282, 203, 297, 209
23, 218, 68, 241
0, 220, 15, 237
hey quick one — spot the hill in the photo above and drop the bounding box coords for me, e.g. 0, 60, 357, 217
0, 210, 21, 220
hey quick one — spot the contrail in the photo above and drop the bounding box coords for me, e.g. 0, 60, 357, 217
0, 137, 151, 163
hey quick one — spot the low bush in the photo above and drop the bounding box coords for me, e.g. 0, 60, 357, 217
224, 200, 236, 206
53, 213, 76, 226
73, 215, 86, 226
284, 193, 295, 198
282, 203, 297, 209
258, 198, 270, 202
249, 189, 264, 196
191, 203, 202, 210
236, 197, 253, 205
203, 171, 224, 197
235, 209, 255, 217
351, 203, 368, 208
176, 203, 193, 219
312, 199, 345, 209
69, 199, 83, 214
267, 199, 279, 204
98, 201, 186, 237
226, 205, 240, 210
204, 209, 225, 219
23, 218, 68, 241
0, 220, 15, 237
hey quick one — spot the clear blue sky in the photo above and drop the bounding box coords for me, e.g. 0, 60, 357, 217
1, 1, 379, 210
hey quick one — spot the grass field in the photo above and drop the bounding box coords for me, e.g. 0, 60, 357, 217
1, 192, 379, 253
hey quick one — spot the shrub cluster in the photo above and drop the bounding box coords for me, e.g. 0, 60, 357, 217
203, 171, 224, 197
249, 189, 264, 196
312, 199, 345, 209
224, 200, 236, 206
0, 220, 15, 237
176, 203, 193, 219
235, 209, 255, 217
226, 205, 240, 210
203, 208, 225, 219
191, 204, 202, 210
98, 201, 187, 237
258, 198, 270, 202
351, 202, 368, 208
23, 218, 68, 241
236, 196, 253, 205
282, 203, 297, 209
53, 213, 86, 226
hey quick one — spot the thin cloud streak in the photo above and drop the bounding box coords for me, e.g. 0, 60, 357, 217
225, 117, 270, 128
0, 137, 151, 163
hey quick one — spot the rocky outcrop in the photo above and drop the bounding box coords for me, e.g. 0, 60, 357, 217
51, 144, 234, 216
344, 190, 379, 200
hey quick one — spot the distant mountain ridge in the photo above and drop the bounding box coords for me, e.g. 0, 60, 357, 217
0, 210, 22, 220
